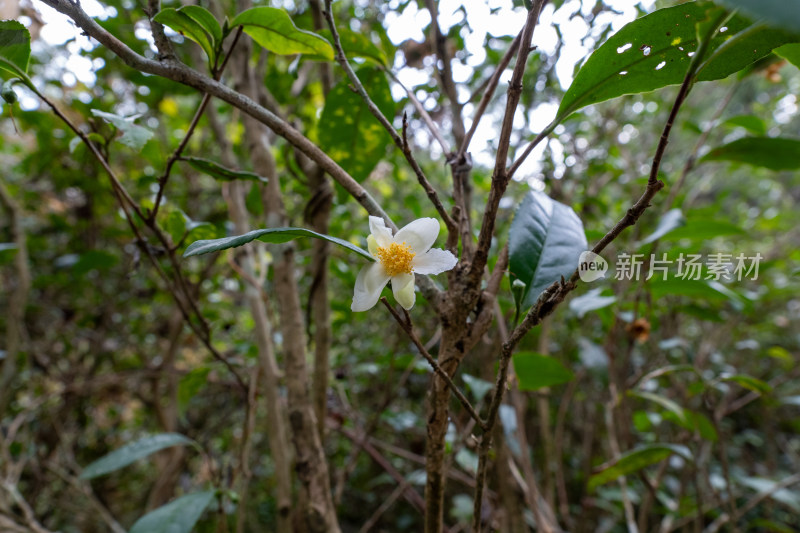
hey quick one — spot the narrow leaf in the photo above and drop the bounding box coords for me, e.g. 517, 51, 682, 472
232, 7, 333, 59
629, 390, 690, 425
129, 491, 216, 533
569, 288, 616, 318
638, 208, 685, 246
508, 191, 586, 309
90, 109, 154, 150
721, 374, 772, 393
80, 433, 194, 480
667, 219, 744, 240
724, 115, 767, 135
589, 444, 691, 490
183, 156, 267, 183
513, 351, 575, 391
183, 227, 374, 261
700, 137, 800, 170
0, 20, 30, 77
319, 67, 395, 182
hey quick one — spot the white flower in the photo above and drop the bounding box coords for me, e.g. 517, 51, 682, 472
351, 216, 458, 312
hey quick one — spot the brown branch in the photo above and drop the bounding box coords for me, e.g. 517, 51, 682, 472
381, 298, 485, 429
469, 0, 545, 284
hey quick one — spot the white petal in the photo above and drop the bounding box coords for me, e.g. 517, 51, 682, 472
393, 218, 440, 253
351, 262, 390, 312
392, 273, 416, 310
369, 216, 393, 248
367, 234, 379, 256
413, 248, 458, 275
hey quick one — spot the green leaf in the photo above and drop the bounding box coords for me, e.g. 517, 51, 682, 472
179, 5, 222, 45
557, 2, 797, 119
724, 115, 767, 135
700, 137, 800, 170
569, 288, 616, 318
0, 20, 30, 78
319, 67, 395, 182
461, 373, 493, 402
154, 7, 218, 67
650, 279, 732, 301
318, 28, 388, 65
90, 109, 154, 150
183, 156, 267, 183
80, 433, 194, 480
720, 374, 772, 393
183, 227, 373, 261
719, 0, 800, 33
697, 23, 800, 82
178, 367, 211, 416
513, 351, 575, 391
129, 491, 216, 533
775, 43, 800, 69
666, 219, 744, 240
232, 7, 333, 59
629, 390, 690, 426
631, 390, 717, 440
508, 191, 587, 309
638, 208, 685, 246
589, 444, 691, 490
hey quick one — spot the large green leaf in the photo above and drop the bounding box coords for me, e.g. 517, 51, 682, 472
557, 2, 798, 119
700, 137, 800, 170
318, 28, 388, 66
183, 156, 267, 183
129, 491, 216, 533
589, 444, 691, 490
0, 20, 30, 79
318, 67, 395, 182
90, 109, 154, 150
154, 7, 219, 67
80, 433, 194, 480
508, 191, 587, 309
231, 7, 333, 59
513, 351, 575, 391
183, 227, 373, 261
719, 0, 800, 33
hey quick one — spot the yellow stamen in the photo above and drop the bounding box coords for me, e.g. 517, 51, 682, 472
375, 242, 415, 277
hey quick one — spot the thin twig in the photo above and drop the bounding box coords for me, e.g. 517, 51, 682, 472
31, 87, 247, 394
457, 31, 522, 159
151, 27, 244, 221
380, 298, 485, 429
322, 0, 457, 235
401, 113, 458, 231
386, 69, 450, 154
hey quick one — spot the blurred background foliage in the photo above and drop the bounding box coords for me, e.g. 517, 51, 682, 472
1, 0, 800, 531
